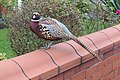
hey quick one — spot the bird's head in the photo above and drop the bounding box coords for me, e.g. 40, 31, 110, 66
31, 12, 41, 22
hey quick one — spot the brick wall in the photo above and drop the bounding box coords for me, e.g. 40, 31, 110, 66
0, 24, 120, 80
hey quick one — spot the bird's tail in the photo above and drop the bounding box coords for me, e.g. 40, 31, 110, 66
70, 35, 102, 61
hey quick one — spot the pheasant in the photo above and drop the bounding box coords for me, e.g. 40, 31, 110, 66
30, 12, 101, 61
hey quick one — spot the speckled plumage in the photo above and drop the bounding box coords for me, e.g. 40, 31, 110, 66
30, 18, 68, 41
30, 12, 101, 61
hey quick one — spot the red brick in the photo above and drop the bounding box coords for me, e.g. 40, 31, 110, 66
0, 60, 28, 80
114, 68, 119, 77
113, 75, 120, 80
66, 40, 94, 63
95, 62, 104, 71
104, 71, 114, 80
12, 50, 58, 80
65, 79, 70, 80
113, 24, 120, 31
78, 36, 99, 56
77, 36, 99, 63
118, 66, 120, 74
30, 76, 42, 80
74, 66, 80, 74
102, 59, 109, 67
100, 77, 106, 80
86, 32, 113, 54
85, 76, 92, 80
113, 60, 120, 70
48, 74, 63, 80
102, 64, 113, 76
45, 43, 81, 73
94, 58, 100, 64
79, 59, 94, 71
100, 27, 120, 49
114, 48, 120, 54
92, 71, 102, 80
103, 51, 113, 60
86, 65, 97, 79
109, 54, 119, 64
117, 52, 120, 60
71, 70, 86, 80
63, 68, 75, 79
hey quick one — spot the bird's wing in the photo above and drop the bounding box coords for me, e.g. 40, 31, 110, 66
39, 18, 68, 38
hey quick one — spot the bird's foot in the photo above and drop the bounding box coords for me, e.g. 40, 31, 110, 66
40, 46, 51, 50
40, 41, 53, 50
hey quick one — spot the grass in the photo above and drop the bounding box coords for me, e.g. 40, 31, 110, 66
0, 28, 17, 59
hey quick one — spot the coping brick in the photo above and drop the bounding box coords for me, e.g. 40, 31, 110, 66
113, 24, 120, 32
79, 36, 99, 52
0, 60, 28, 80
85, 32, 113, 54
11, 50, 58, 80
100, 27, 120, 49
66, 39, 95, 63
44, 43, 81, 73
78, 36, 100, 62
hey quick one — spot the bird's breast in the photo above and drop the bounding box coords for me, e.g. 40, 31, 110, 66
30, 21, 39, 34
30, 21, 61, 41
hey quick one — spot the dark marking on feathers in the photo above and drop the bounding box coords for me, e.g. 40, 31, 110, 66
36, 24, 61, 41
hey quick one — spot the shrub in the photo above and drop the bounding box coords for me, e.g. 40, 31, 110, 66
75, 0, 120, 34
101, 0, 120, 12
8, 0, 81, 55
0, 53, 7, 61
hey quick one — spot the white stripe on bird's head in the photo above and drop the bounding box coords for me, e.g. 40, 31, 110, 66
33, 15, 36, 19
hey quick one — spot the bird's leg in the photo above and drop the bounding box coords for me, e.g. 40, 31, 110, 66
46, 41, 54, 49
40, 41, 54, 50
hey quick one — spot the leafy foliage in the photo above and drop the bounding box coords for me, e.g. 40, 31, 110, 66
75, 0, 120, 34
0, 53, 7, 61
8, 0, 81, 55
0, 0, 17, 29
101, 0, 120, 11
0, 0, 17, 15
8, 0, 120, 56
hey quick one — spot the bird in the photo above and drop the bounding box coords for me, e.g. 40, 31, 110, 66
30, 12, 101, 61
